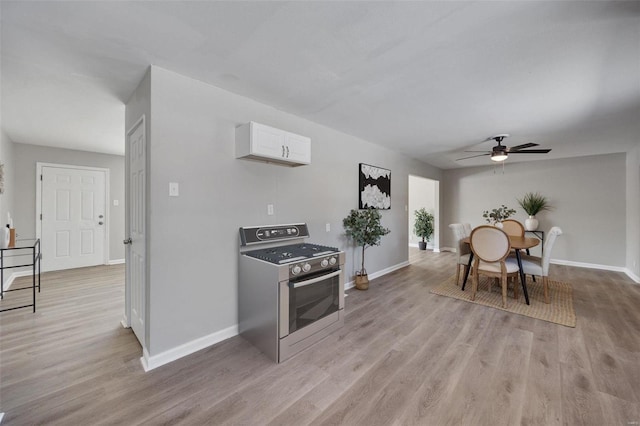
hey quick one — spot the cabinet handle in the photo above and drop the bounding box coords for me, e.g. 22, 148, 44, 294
286, 146, 289, 158
282, 145, 285, 157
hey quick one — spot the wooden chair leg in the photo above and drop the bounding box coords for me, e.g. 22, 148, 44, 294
455, 264, 461, 286
543, 276, 550, 304
471, 270, 478, 301
501, 274, 508, 308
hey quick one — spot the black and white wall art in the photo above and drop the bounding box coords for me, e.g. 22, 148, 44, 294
359, 163, 391, 209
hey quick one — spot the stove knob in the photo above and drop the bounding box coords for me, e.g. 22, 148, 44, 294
302, 263, 311, 272
320, 259, 329, 268
292, 265, 301, 275
329, 256, 337, 265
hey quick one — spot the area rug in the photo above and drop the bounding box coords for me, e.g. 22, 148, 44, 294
431, 275, 576, 327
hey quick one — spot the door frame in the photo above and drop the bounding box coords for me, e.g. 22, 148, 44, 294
36, 162, 110, 271
123, 114, 146, 331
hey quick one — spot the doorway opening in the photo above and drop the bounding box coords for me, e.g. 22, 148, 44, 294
408, 175, 439, 256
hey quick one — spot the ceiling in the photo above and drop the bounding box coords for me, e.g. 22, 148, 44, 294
1, 1, 639, 168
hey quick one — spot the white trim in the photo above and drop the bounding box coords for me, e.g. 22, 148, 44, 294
408, 242, 440, 252
140, 324, 238, 372
2, 270, 33, 291
0, 412, 4, 423
108, 259, 125, 265
345, 261, 411, 290
36, 162, 110, 272
625, 269, 640, 284
550, 258, 627, 272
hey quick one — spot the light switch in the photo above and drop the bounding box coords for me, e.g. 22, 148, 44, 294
169, 182, 179, 197
326, 223, 331, 232
113, 199, 119, 206
267, 204, 274, 215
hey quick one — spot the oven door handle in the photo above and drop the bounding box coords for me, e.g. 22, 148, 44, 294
292, 270, 341, 288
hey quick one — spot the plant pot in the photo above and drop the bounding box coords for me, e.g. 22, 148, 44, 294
525, 215, 538, 231
355, 273, 369, 290
418, 241, 427, 250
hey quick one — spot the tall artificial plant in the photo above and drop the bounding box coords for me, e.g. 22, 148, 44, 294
414, 208, 434, 243
342, 209, 390, 275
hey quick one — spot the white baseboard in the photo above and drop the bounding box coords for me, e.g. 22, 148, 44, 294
550, 258, 640, 284
345, 261, 411, 290
108, 259, 125, 265
2, 270, 33, 292
440, 246, 456, 253
625, 269, 640, 284
0, 412, 4, 423
409, 243, 438, 251
140, 324, 239, 372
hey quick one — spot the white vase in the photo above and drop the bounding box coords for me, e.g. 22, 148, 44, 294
495, 222, 504, 229
525, 215, 538, 231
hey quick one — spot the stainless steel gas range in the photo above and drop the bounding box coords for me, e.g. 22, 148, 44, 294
238, 223, 345, 363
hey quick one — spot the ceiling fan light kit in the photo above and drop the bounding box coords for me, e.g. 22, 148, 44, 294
456, 134, 551, 163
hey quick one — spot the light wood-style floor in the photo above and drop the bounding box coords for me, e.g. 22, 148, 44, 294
1, 250, 639, 425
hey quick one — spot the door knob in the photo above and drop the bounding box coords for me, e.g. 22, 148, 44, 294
123, 238, 132, 245
98, 221, 104, 225
99, 215, 104, 219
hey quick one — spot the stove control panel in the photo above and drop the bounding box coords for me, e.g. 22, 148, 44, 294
290, 255, 339, 276
239, 223, 310, 246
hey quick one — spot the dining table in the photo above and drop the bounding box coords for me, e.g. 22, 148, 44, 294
461, 235, 540, 305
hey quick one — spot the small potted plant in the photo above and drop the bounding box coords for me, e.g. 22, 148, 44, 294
342, 209, 391, 290
413, 208, 434, 250
482, 204, 516, 228
517, 192, 551, 231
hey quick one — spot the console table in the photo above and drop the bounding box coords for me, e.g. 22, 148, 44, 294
1, 238, 41, 313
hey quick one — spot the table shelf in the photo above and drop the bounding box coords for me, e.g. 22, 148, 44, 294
1, 238, 41, 313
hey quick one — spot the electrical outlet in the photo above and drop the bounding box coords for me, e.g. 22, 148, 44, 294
267, 204, 274, 215
326, 223, 331, 232
169, 182, 179, 197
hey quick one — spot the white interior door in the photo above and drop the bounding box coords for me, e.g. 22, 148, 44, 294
126, 118, 146, 346
41, 166, 107, 271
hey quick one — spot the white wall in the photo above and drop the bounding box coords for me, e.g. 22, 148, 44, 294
134, 66, 441, 357
408, 175, 438, 249
13, 143, 125, 262
626, 144, 640, 280
442, 153, 627, 267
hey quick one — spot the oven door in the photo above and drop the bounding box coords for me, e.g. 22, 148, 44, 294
279, 268, 342, 338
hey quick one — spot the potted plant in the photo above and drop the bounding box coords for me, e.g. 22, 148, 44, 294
517, 192, 551, 231
342, 209, 391, 290
413, 208, 434, 250
482, 204, 516, 228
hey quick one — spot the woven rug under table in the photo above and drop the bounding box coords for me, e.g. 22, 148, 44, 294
430, 275, 576, 327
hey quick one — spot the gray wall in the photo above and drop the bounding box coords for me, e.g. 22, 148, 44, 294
442, 153, 627, 267
408, 175, 438, 248
0, 131, 16, 284
13, 143, 125, 261
141, 66, 441, 355
627, 144, 640, 278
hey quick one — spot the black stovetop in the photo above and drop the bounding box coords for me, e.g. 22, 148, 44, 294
244, 243, 339, 264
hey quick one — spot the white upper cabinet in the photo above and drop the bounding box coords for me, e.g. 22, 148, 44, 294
235, 122, 311, 166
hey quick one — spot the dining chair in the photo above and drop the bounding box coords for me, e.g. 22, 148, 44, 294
501, 219, 524, 237
463, 223, 472, 237
469, 225, 520, 308
449, 223, 471, 286
511, 226, 563, 303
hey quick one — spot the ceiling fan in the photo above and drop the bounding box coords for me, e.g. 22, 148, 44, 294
456, 134, 551, 162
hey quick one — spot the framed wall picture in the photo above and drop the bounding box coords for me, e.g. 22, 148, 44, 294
359, 163, 391, 209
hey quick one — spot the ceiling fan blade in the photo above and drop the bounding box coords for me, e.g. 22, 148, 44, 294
509, 149, 552, 154
456, 153, 490, 161
508, 143, 538, 151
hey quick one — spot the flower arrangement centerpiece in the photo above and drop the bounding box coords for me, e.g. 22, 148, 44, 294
482, 204, 516, 226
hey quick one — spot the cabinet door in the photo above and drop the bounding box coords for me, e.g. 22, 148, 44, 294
284, 132, 311, 164
251, 123, 285, 160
